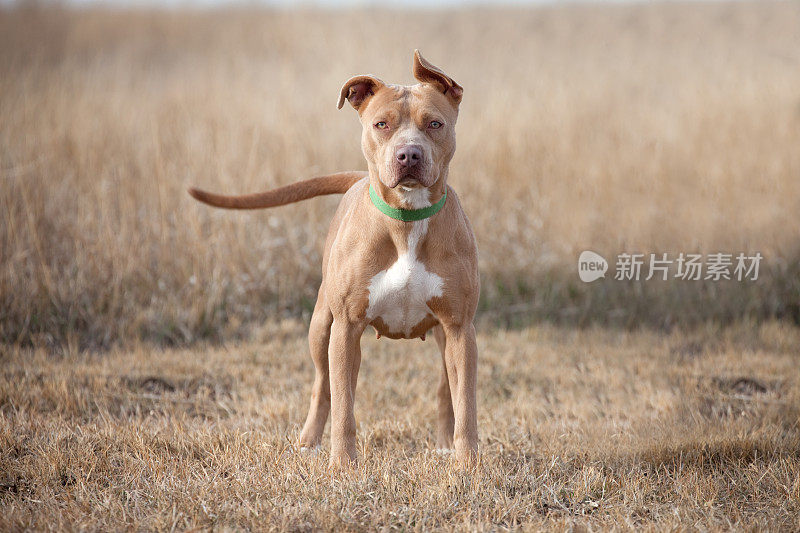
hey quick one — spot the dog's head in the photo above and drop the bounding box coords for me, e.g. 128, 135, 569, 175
337, 51, 462, 192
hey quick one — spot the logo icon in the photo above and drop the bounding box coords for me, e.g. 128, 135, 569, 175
578, 251, 608, 282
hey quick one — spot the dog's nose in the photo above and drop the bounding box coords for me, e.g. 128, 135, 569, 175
395, 145, 423, 168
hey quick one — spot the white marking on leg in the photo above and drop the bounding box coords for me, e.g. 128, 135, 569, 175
299, 445, 321, 455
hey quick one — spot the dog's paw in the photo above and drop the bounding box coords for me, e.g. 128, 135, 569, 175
299, 445, 322, 455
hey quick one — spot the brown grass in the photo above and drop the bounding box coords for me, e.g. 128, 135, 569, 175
2, 320, 799, 530
1, 2, 800, 348
2, 4, 800, 529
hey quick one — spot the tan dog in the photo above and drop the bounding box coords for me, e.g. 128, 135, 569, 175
189, 51, 479, 467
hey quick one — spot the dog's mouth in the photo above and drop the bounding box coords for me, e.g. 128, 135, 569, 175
386, 169, 434, 189
397, 176, 425, 188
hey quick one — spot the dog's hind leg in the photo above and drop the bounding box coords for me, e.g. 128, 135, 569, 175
433, 325, 455, 449
299, 285, 334, 450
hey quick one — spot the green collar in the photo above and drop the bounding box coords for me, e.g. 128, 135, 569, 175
369, 184, 447, 222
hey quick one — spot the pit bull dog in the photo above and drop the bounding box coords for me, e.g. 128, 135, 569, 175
189, 51, 479, 467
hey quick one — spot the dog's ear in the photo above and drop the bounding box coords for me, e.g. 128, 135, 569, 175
337, 75, 385, 112
412, 50, 463, 106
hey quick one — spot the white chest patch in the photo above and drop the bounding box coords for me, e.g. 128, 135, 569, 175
366, 190, 444, 337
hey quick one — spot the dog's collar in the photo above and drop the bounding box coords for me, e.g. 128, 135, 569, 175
368, 185, 447, 222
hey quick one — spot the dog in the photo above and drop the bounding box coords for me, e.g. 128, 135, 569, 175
189, 51, 479, 467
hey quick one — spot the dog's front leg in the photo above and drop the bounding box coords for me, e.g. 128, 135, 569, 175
433, 325, 455, 449
328, 317, 363, 467
443, 322, 479, 466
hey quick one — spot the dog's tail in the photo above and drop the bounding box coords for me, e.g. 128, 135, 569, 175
188, 171, 368, 210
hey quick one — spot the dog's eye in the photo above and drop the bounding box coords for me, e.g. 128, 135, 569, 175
428, 121, 443, 129
374, 121, 388, 129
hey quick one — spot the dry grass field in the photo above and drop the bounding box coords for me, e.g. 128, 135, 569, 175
3, 321, 800, 530
2, 1, 800, 530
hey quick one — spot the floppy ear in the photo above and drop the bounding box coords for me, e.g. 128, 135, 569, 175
412, 50, 463, 105
337, 75, 385, 111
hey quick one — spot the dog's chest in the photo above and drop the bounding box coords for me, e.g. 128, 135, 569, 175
366, 220, 443, 337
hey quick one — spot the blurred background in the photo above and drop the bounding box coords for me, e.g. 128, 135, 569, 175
1, 0, 799, 349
